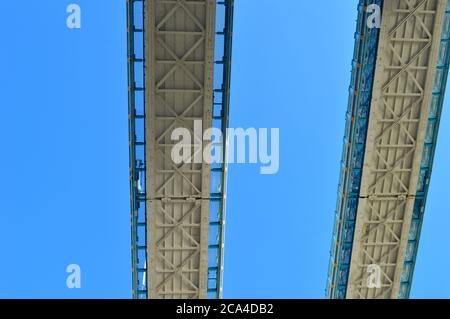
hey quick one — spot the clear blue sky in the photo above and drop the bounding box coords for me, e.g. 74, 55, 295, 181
0, 0, 449, 298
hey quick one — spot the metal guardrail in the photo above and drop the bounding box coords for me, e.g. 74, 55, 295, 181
207, 0, 234, 299
127, 0, 148, 299
327, 0, 383, 299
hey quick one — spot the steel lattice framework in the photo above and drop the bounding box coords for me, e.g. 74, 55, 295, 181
127, 0, 234, 299
329, 0, 450, 299
347, 0, 447, 299
145, 0, 216, 299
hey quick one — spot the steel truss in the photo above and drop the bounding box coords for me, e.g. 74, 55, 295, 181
347, 0, 447, 299
127, 0, 234, 299
398, 1, 450, 298
329, 0, 450, 299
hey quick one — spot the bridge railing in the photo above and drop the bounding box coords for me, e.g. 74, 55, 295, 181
127, 0, 148, 299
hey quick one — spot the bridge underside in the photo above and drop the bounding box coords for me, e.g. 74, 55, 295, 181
328, 0, 450, 299
145, 0, 215, 299
128, 0, 233, 299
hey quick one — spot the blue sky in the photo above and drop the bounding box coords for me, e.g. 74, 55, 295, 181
0, 0, 449, 298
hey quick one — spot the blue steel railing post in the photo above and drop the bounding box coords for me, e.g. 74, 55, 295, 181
216, 0, 234, 299
126, 0, 137, 299
127, 0, 148, 299
207, 0, 234, 299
